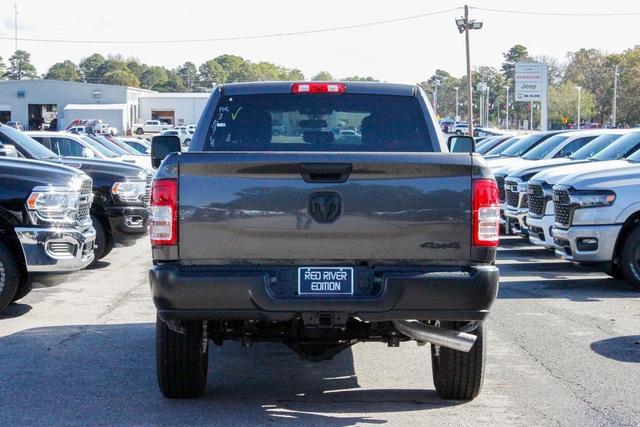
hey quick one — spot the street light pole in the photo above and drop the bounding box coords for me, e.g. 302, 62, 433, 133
504, 86, 510, 130
454, 87, 459, 121
612, 65, 618, 127
575, 86, 582, 129
456, 5, 482, 137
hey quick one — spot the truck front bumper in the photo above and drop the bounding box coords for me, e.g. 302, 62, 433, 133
149, 265, 499, 322
552, 224, 621, 262
527, 215, 555, 249
504, 207, 528, 236
105, 206, 148, 247
15, 226, 96, 272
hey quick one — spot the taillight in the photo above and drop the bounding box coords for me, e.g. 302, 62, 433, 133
473, 179, 500, 246
150, 179, 178, 246
291, 82, 346, 94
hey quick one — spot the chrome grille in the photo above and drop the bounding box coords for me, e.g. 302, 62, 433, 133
553, 189, 572, 227
527, 183, 545, 216
496, 176, 506, 202
505, 180, 520, 208
47, 242, 75, 256
143, 173, 152, 206
75, 178, 93, 224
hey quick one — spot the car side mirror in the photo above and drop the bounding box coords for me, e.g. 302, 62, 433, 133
82, 148, 94, 158
151, 135, 181, 169
447, 135, 476, 153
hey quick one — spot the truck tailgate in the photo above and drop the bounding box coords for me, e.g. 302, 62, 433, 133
178, 152, 472, 264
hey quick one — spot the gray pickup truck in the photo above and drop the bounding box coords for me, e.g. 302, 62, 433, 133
149, 82, 500, 400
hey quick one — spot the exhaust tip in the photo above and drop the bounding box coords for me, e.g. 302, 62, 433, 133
392, 320, 477, 353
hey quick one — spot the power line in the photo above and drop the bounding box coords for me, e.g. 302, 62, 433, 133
0, 7, 462, 45
471, 6, 640, 17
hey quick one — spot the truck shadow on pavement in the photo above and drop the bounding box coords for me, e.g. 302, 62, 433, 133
591, 335, 640, 363
0, 323, 462, 425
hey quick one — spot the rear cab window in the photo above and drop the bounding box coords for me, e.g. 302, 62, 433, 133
203, 93, 434, 152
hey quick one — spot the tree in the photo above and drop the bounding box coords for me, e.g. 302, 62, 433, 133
501, 44, 531, 82
610, 46, 640, 126
45, 60, 81, 81
564, 48, 613, 123
533, 55, 565, 85
548, 82, 595, 125
199, 60, 227, 89
311, 71, 334, 81
5, 50, 38, 80
140, 66, 169, 90
79, 53, 106, 83
102, 69, 140, 87
176, 61, 199, 92
0, 56, 5, 80
343, 76, 379, 82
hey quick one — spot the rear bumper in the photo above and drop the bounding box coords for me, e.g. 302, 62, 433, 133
15, 226, 96, 272
105, 206, 148, 247
149, 265, 500, 322
552, 225, 621, 262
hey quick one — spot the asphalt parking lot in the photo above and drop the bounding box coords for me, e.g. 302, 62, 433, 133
1, 236, 639, 426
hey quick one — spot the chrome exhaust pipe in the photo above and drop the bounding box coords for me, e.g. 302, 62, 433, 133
392, 320, 477, 353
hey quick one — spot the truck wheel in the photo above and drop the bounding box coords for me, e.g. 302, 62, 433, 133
619, 225, 640, 287
0, 241, 20, 311
431, 321, 485, 400
184, 139, 191, 147
12, 273, 32, 302
88, 215, 112, 268
136, 127, 144, 135
156, 315, 208, 398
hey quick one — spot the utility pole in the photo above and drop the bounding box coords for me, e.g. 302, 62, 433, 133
504, 86, 510, 130
486, 85, 490, 127
575, 86, 582, 129
612, 65, 618, 127
14, 4, 18, 52
530, 101, 534, 131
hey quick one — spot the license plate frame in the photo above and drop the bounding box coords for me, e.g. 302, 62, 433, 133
298, 267, 354, 296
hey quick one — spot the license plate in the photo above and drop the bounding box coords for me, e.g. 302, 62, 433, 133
298, 267, 354, 296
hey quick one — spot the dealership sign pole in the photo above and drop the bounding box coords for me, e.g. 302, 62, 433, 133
515, 62, 548, 131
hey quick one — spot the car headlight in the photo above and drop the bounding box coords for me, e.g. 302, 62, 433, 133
112, 180, 147, 203
569, 190, 616, 207
26, 187, 81, 225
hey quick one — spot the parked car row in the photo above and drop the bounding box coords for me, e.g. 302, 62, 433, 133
482, 128, 640, 286
0, 124, 154, 312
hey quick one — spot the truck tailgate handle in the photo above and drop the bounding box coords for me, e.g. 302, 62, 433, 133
299, 163, 353, 183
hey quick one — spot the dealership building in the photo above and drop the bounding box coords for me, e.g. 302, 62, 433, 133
0, 79, 210, 133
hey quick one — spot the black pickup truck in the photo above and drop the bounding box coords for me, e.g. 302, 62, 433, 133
0, 124, 151, 265
0, 157, 96, 311
149, 82, 500, 400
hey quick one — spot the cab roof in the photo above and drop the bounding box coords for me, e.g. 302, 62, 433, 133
220, 81, 417, 97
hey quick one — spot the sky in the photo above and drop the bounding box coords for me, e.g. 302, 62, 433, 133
0, 0, 639, 83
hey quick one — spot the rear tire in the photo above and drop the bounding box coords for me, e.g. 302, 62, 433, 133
12, 273, 32, 302
619, 225, 640, 288
156, 315, 208, 399
0, 241, 20, 311
431, 321, 485, 400
136, 127, 144, 135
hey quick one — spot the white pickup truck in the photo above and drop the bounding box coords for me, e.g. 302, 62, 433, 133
133, 120, 171, 135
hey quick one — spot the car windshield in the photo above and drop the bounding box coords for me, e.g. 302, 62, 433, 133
0, 127, 59, 159
112, 138, 142, 155
591, 132, 640, 161
501, 133, 555, 157
521, 135, 569, 160
570, 133, 623, 160
89, 135, 130, 156
484, 137, 520, 155
80, 136, 119, 158
203, 93, 432, 152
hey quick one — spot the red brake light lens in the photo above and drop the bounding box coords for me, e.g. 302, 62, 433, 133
291, 82, 346, 94
472, 179, 500, 246
150, 179, 178, 246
